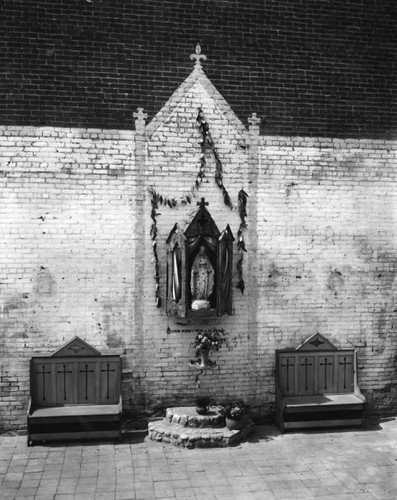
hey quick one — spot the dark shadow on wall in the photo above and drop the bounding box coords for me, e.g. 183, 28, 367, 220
0, 0, 395, 139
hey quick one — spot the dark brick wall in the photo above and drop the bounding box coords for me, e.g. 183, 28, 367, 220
1, 0, 395, 137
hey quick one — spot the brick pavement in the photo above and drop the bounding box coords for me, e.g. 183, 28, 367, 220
0, 420, 396, 500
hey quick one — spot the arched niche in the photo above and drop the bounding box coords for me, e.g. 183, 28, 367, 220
166, 199, 234, 320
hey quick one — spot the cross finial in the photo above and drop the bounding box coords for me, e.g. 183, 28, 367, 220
133, 107, 148, 133
248, 113, 261, 127
197, 197, 209, 209
190, 43, 207, 69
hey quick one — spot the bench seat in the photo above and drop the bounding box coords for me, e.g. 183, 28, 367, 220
29, 401, 121, 419
28, 337, 122, 445
276, 333, 365, 432
283, 393, 365, 409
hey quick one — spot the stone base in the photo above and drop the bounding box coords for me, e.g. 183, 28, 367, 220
148, 406, 254, 449
166, 406, 224, 428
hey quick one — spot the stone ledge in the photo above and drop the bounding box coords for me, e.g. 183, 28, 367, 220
165, 406, 224, 428
148, 418, 254, 449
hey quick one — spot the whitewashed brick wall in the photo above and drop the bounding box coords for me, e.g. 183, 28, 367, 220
255, 137, 397, 418
1, 122, 396, 431
0, 126, 139, 431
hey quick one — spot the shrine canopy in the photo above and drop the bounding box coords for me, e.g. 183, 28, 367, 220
185, 198, 221, 240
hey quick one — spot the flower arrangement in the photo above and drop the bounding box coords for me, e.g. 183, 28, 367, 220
195, 395, 211, 415
191, 327, 229, 353
220, 400, 247, 421
195, 395, 211, 408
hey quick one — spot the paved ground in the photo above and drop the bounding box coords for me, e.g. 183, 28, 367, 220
0, 419, 396, 500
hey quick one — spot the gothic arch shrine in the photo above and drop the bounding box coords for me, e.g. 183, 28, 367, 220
166, 198, 234, 320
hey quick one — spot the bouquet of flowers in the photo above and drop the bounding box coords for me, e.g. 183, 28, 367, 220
195, 395, 211, 414
191, 327, 229, 353
220, 400, 247, 420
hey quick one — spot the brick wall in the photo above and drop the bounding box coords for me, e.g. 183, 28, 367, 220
1, 0, 395, 137
255, 136, 397, 420
0, 0, 396, 432
0, 126, 138, 431
1, 122, 396, 431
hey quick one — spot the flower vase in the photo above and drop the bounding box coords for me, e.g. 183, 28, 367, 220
199, 349, 214, 367
195, 406, 209, 415
225, 415, 248, 430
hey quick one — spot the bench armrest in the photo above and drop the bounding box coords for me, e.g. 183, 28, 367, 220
27, 398, 32, 416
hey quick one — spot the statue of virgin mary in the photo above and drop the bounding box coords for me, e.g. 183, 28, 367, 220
190, 245, 215, 310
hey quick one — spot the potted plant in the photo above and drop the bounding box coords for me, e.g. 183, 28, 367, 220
220, 400, 249, 430
190, 327, 229, 367
195, 395, 211, 415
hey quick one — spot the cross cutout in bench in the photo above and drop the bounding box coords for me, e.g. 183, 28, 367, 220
101, 364, 116, 400
281, 358, 294, 392
320, 357, 333, 390
37, 365, 51, 402
300, 358, 313, 391
57, 365, 72, 401
79, 364, 95, 400
339, 357, 352, 390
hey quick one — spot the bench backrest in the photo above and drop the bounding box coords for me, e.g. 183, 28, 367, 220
276, 333, 358, 397
30, 337, 121, 408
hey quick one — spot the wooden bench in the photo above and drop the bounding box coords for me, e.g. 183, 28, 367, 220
276, 333, 365, 432
27, 337, 122, 446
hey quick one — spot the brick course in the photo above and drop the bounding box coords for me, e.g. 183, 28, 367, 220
0, 0, 395, 137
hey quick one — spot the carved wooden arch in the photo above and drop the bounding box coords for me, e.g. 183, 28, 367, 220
217, 224, 235, 316
166, 223, 187, 317
184, 200, 221, 240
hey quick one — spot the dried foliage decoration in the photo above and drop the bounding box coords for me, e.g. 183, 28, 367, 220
237, 189, 248, 293
148, 187, 163, 307
196, 107, 233, 210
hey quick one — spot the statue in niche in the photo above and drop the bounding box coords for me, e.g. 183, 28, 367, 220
171, 244, 182, 303
166, 199, 234, 319
190, 245, 215, 310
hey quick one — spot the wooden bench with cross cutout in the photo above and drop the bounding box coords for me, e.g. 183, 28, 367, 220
275, 333, 365, 432
27, 337, 122, 446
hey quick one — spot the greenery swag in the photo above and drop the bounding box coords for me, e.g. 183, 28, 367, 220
148, 187, 163, 307
237, 189, 248, 293
196, 107, 233, 209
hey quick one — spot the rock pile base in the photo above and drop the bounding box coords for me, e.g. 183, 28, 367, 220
148, 406, 254, 449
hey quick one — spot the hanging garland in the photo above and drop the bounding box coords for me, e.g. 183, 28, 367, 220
237, 189, 248, 294
196, 107, 233, 210
148, 188, 163, 307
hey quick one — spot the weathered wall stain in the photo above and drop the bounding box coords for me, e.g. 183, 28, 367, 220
327, 269, 344, 296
